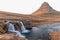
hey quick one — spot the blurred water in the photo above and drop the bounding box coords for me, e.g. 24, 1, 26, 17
23, 22, 60, 40
20, 22, 30, 33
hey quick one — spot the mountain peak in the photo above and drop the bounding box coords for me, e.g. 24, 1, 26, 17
41, 2, 49, 6
40, 2, 52, 11
31, 2, 57, 15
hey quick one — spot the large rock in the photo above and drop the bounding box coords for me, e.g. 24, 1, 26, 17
22, 20, 32, 29
49, 31, 60, 40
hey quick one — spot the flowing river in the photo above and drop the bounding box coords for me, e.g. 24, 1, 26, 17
22, 22, 60, 40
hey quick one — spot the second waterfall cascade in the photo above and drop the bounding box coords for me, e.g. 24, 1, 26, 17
20, 22, 30, 33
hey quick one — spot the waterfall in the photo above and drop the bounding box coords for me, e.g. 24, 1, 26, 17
8, 23, 15, 31
20, 22, 30, 33
8, 23, 25, 38
20, 22, 26, 30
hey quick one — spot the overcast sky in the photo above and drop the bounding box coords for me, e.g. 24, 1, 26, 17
0, 0, 60, 14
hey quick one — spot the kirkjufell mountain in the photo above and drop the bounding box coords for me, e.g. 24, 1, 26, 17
0, 2, 60, 26
31, 2, 59, 15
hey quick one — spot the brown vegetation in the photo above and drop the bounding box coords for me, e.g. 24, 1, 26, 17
0, 33, 27, 40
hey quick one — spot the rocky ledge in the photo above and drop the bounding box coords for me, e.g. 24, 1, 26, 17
0, 33, 27, 40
